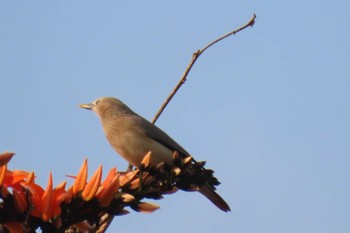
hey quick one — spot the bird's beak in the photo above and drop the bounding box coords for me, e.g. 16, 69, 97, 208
79, 103, 94, 110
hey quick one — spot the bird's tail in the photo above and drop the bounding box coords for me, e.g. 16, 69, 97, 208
199, 184, 231, 212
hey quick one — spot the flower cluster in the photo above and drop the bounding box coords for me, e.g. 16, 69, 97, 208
0, 151, 221, 233
0, 152, 157, 232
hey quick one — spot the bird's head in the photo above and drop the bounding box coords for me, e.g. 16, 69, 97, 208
79, 97, 134, 118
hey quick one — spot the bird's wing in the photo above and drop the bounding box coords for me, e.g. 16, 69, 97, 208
134, 115, 191, 157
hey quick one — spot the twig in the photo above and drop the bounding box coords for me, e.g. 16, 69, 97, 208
151, 13, 256, 124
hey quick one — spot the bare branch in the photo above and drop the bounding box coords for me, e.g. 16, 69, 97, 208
152, 13, 256, 124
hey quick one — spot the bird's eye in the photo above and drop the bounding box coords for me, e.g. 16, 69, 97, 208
95, 99, 100, 105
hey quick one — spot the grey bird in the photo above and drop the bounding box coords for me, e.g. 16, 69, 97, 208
80, 96, 230, 212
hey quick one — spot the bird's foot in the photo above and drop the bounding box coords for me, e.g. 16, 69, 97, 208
126, 163, 134, 172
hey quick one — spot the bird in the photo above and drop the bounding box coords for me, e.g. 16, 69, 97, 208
80, 96, 230, 212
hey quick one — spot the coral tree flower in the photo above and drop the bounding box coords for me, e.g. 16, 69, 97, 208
0, 152, 165, 232
0, 152, 72, 222
21, 172, 72, 221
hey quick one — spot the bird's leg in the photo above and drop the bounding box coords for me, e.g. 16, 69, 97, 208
138, 169, 144, 191
126, 163, 134, 172
138, 152, 151, 191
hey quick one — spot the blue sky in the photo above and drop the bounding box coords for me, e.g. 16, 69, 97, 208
1, 1, 349, 233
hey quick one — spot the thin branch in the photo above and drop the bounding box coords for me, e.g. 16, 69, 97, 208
152, 13, 256, 124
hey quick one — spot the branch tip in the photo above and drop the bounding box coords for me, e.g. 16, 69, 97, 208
152, 13, 256, 124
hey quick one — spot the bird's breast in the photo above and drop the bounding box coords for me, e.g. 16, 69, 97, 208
101, 117, 173, 167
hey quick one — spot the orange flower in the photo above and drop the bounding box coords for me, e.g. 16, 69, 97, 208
3, 221, 23, 233
137, 202, 160, 213
0, 153, 166, 230
13, 189, 28, 212
96, 171, 120, 207
21, 181, 45, 218
52, 181, 71, 217
81, 165, 102, 201
0, 164, 7, 186
99, 167, 118, 190
0, 153, 29, 190
41, 172, 54, 221
72, 158, 88, 195
21, 172, 71, 221
0, 152, 15, 167
141, 151, 151, 169
0, 152, 16, 190
1, 169, 30, 191
26, 171, 35, 183
119, 170, 139, 187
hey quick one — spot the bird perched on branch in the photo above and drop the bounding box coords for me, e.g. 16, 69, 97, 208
80, 97, 230, 212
